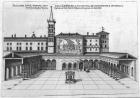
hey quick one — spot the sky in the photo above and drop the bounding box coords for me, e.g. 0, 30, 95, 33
3, 1, 138, 57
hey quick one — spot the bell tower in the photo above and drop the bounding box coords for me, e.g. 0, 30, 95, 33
97, 27, 109, 53
47, 6, 56, 53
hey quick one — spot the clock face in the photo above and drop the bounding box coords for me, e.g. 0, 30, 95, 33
57, 38, 83, 54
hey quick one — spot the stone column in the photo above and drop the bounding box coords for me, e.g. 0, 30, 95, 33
20, 65, 22, 74
6, 68, 9, 80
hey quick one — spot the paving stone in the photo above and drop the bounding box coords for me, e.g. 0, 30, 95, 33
1, 70, 139, 97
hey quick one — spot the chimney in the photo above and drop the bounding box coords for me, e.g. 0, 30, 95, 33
40, 35, 42, 37
25, 34, 27, 38
14, 34, 16, 37
44, 35, 46, 37
93, 33, 94, 36
126, 53, 128, 58
11, 35, 13, 38
12, 52, 14, 58
87, 32, 89, 35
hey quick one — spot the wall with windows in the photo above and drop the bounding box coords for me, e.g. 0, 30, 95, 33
4, 41, 47, 51
85, 38, 100, 53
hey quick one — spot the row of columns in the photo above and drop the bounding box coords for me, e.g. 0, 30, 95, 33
41, 59, 56, 70
5, 65, 22, 80
98, 60, 129, 80
22, 57, 41, 78
62, 62, 79, 70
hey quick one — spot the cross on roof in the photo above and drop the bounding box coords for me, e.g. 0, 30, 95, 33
102, 26, 105, 31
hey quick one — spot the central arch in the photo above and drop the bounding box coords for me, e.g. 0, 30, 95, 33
73, 63, 77, 70
79, 61, 83, 70
68, 63, 72, 70
62, 63, 66, 70
52, 59, 56, 70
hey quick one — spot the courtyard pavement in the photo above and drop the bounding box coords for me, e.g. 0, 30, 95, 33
1, 70, 139, 98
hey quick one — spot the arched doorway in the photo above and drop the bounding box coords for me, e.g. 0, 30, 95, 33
68, 63, 72, 70
62, 63, 66, 70
47, 59, 51, 70
73, 63, 77, 70
79, 61, 83, 70
83, 60, 88, 71
89, 60, 93, 70
52, 59, 56, 70
94, 60, 98, 69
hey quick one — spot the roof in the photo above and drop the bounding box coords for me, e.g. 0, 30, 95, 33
3, 52, 41, 58
3, 52, 137, 60
100, 52, 137, 59
49, 6, 54, 21
83, 35, 99, 38
85, 52, 137, 59
4, 37, 47, 41
56, 33, 83, 37
96, 30, 109, 35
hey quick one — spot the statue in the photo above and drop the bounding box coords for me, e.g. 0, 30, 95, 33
65, 71, 75, 84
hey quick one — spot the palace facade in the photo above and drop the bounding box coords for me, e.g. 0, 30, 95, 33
3, 7, 137, 81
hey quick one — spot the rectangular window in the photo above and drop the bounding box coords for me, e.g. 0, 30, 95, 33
49, 25, 53, 28
7, 47, 9, 51
10, 47, 12, 50
26, 47, 28, 50
90, 40, 92, 42
19, 47, 21, 51
30, 47, 32, 50
30, 43, 32, 45
41, 43, 43, 45
38, 43, 40, 45
26, 43, 28, 45
38, 47, 40, 50
7, 43, 9, 45
48, 38, 54, 42
10, 43, 12, 45
95, 48, 97, 51
48, 34, 54, 37
41, 47, 43, 50
49, 29, 53, 33
90, 48, 92, 51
